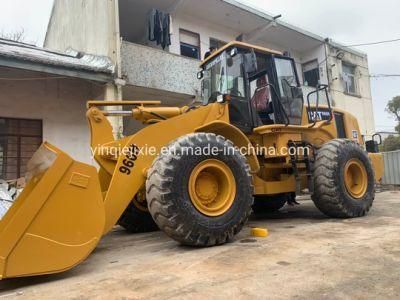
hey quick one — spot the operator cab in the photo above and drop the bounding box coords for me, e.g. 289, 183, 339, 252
198, 42, 304, 133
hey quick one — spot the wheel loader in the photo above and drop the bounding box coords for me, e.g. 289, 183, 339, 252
0, 41, 383, 279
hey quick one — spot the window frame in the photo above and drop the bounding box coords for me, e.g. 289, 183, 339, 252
0, 117, 43, 180
273, 56, 301, 97
179, 28, 201, 60
271, 55, 304, 125
302, 59, 320, 87
342, 62, 358, 96
209, 38, 227, 50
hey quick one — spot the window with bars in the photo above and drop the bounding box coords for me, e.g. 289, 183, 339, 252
0, 118, 42, 180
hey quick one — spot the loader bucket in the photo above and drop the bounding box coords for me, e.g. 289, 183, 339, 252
0, 142, 105, 279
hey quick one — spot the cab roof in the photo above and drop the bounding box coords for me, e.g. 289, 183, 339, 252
200, 41, 283, 67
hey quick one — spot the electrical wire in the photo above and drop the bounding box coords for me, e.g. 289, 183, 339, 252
369, 74, 400, 78
344, 38, 400, 47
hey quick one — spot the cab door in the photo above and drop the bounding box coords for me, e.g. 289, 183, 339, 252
226, 54, 253, 133
272, 57, 304, 125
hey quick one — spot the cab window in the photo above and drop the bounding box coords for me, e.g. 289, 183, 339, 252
226, 55, 245, 98
275, 58, 297, 97
202, 51, 245, 103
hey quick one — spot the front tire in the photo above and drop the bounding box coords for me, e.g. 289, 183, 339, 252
312, 139, 375, 218
146, 133, 253, 246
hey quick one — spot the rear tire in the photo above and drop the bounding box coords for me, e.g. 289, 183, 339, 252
118, 194, 158, 233
146, 133, 253, 246
252, 194, 288, 214
312, 139, 375, 218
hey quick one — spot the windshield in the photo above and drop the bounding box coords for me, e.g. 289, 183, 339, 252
202, 51, 245, 104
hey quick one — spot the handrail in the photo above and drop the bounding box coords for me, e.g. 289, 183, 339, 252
372, 133, 383, 145
87, 100, 161, 108
306, 84, 333, 128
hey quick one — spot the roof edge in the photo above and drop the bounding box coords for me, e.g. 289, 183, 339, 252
222, 0, 367, 58
327, 39, 367, 58
0, 56, 112, 83
221, 0, 325, 43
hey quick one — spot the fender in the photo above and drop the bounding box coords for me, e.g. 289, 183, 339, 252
368, 153, 384, 183
195, 120, 260, 174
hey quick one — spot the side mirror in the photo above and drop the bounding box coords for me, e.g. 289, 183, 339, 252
243, 50, 257, 74
372, 133, 382, 145
197, 70, 204, 80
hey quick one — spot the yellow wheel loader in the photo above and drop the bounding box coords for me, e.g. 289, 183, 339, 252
0, 41, 384, 279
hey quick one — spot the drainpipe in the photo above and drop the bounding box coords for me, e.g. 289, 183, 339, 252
105, 0, 124, 139
324, 38, 335, 107
114, 0, 123, 86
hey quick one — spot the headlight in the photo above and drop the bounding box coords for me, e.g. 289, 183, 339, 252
25, 143, 57, 183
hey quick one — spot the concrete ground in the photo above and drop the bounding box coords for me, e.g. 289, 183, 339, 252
0, 191, 399, 299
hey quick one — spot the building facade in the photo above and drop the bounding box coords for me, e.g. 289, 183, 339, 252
0, 39, 113, 179
41, 0, 376, 159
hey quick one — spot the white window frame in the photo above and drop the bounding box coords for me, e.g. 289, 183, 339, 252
342, 62, 358, 96
179, 29, 201, 60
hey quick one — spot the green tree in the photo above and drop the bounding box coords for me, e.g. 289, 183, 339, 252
381, 135, 400, 152
386, 96, 400, 134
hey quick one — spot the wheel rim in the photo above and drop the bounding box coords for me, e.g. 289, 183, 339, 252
344, 158, 368, 199
188, 159, 236, 217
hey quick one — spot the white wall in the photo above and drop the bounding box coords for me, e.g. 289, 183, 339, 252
328, 46, 375, 136
298, 44, 328, 85
45, 0, 123, 139
44, 0, 118, 60
169, 14, 239, 59
168, 12, 324, 88
0, 73, 104, 164
169, 13, 307, 69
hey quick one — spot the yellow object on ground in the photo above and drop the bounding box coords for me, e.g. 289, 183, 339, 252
251, 227, 269, 237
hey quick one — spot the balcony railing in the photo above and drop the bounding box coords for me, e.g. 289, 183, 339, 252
121, 42, 333, 107
121, 41, 200, 97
